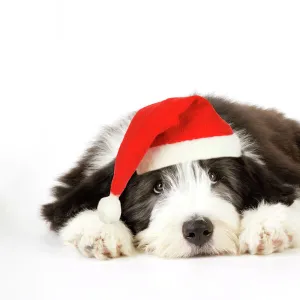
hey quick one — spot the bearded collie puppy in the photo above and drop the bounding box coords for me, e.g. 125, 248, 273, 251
41, 95, 300, 259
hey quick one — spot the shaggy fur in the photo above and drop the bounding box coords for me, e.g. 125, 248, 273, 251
41, 95, 300, 259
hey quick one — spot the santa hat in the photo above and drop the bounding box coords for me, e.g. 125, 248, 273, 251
97, 95, 242, 223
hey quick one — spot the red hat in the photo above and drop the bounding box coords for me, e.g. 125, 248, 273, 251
97, 95, 241, 223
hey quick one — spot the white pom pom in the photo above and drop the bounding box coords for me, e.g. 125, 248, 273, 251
97, 194, 121, 223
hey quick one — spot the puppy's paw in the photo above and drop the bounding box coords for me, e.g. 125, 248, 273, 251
75, 223, 134, 260
239, 203, 293, 255
60, 210, 135, 260
239, 224, 293, 255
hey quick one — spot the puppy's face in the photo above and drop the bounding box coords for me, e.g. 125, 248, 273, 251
121, 158, 248, 258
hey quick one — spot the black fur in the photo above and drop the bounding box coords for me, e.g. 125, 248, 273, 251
42, 161, 114, 231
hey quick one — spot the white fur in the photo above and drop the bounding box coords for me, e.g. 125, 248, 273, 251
239, 200, 300, 254
86, 114, 134, 176
235, 129, 265, 165
54, 181, 70, 188
60, 210, 135, 259
136, 162, 240, 257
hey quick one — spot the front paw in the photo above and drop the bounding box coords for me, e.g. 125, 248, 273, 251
60, 210, 135, 260
239, 203, 293, 255
239, 224, 293, 255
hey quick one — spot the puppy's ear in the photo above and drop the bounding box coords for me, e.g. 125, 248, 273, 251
241, 156, 295, 208
41, 160, 115, 231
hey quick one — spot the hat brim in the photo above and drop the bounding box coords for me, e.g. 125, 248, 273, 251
136, 133, 242, 174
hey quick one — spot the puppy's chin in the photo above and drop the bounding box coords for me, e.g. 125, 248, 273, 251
135, 220, 239, 258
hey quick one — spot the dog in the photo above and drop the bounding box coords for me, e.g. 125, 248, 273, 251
41, 95, 300, 259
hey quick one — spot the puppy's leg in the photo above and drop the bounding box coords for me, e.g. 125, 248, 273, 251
239, 200, 300, 255
60, 210, 134, 259
41, 162, 135, 259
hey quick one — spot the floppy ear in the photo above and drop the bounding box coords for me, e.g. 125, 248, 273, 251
41, 161, 114, 232
241, 156, 295, 209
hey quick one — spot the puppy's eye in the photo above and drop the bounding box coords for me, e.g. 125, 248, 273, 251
208, 171, 218, 183
153, 180, 164, 194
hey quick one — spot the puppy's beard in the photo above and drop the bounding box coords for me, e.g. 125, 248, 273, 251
207, 220, 239, 255
135, 224, 193, 258
135, 220, 239, 258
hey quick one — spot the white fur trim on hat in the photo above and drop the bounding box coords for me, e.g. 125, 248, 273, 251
137, 133, 241, 174
97, 194, 121, 223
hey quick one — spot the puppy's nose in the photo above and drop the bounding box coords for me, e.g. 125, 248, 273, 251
182, 218, 214, 246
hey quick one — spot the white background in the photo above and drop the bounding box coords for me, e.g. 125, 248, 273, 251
1, 1, 300, 299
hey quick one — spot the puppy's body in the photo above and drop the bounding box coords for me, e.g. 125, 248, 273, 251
42, 96, 300, 258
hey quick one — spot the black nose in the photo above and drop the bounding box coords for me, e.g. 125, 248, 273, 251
182, 218, 214, 246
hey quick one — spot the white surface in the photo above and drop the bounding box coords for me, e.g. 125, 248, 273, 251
1, 1, 300, 299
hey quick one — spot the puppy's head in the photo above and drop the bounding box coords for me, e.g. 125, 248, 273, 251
120, 156, 294, 258
121, 157, 244, 257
